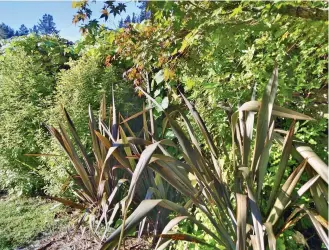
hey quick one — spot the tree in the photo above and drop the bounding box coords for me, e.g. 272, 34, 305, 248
0, 23, 15, 39
37, 14, 59, 35
0, 28, 5, 39
118, 18, 124, 28
18, 24, 29, 36
29, 25, 39, 34
138, 1, 150, 22
132, 12, 137, 23
124, 15, 131, 26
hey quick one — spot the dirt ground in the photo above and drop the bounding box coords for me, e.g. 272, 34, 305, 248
21, 230, 152, 250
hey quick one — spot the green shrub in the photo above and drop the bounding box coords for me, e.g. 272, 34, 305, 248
42, 52, 143, 196
0, 35, 75, 194
0, 34, 142, 196
0, 49, 53, 194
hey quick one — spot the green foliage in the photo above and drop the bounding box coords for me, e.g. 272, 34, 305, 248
0, 34, 75, 194
87, 1, 328, 162
0, 33, 142, 196
0, 2, 327, 249
6, 34, 77, 72
51, 53, 141, 137
101, 71, 328, 249
0, 196, 68, 249
42, 50, 142, 196
0, 48, 53, 194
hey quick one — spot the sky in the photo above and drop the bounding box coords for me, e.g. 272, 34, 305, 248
0, 1, 141, 41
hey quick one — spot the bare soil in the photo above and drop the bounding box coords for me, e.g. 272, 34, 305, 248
22, 230, 152, 250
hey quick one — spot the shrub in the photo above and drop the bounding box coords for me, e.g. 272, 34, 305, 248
0, 35, 76, 194
42, 52, 143, 196
46, 94, 179, 241
0, 44, 63, 194
101, 68, 328, 250
0, 34, 142, 196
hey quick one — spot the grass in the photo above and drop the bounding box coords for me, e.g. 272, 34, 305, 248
0, 195, 68, 250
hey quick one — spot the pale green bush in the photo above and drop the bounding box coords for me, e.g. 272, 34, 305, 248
42, 52, 143, 196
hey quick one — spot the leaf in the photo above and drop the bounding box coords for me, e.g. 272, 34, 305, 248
267, 160, 307, 225
136, 87, 164, 111
158, 233, 217, 249
247, 187, 264, 250
277, 207, 305, 236
251, 67, 278, 176
149, 157, 195, 200
108, 179, 128, 207
138, 189, 154, 238
264, 222, 276, 250
155, 216, 188, 250
161, 96, 169, 109
179, 91, 218, 158
45, 195, 86, 210
155, 70, 164, 84
242, 82, 257, 166
118, 141, 163, 246
241, 168, 264, 250
164, 68, 175, 81
101, 199, 188, 250
256, 120, 274, 201
294, 142, 328, 184
119, 107, 153, 124
179, 111, 202, 156
72, 1, 85, 9
89, 105, 103, 170
306, 168, 328, 220
273, 132, 328, 188
119, 126, 136, 170
48, 124, 95, 199
266, 121, 296, 214
296, 174, 320, 199
236, 193, 247, 250
62, 107, 94, 176
24, 153, 63, 157
229, 5, 243, 18
94, 131, 132, 172
302, 208, 329, 248
111, 85, 118, 142
239, 101, 314, 121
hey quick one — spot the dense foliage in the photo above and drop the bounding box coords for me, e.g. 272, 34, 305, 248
74, 1, 327, 159
120, 2, 328, 159
42, 46, 143, 196
0, 34, 141, 195
0, 35, 75, 194
0, 1, 327, 249
99, 70, 328, 250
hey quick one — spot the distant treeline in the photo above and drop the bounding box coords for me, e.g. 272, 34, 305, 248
0, 14, 58, 39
